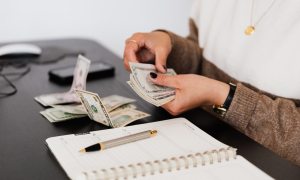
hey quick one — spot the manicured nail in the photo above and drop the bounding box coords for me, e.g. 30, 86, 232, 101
150, 72, 157, 79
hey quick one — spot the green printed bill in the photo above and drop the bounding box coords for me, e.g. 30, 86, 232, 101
40, 91, 150, 128
75, 89, 112, 127
128, 62, 176, 106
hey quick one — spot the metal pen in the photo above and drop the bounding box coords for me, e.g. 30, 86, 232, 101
79, 130, 157, 152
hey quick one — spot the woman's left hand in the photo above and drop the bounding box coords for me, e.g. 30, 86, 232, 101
150, 73, 230, 115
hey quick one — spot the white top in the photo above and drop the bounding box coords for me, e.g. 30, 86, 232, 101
191, 0, 300, 99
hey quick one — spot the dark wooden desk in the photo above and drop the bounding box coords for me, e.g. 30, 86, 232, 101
0, 39, 299, 180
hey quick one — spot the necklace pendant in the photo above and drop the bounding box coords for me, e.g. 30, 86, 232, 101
245, 25, 255, 35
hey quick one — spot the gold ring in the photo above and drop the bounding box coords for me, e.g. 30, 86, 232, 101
126, 39, 139, 48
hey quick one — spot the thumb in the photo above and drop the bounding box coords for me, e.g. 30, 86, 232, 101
155, 49, 168, 73
149, 72, 178, 88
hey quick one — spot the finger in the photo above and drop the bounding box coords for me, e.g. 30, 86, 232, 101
124, 39, 140, 61
155, 49, 168, 73
123, 40, 140, 71
149, 72, 179, 88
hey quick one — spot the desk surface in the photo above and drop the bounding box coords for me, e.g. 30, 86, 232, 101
0, 39, 299, 180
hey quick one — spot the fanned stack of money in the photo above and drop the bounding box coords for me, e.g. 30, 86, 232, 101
36, 55, 150, 128
75, 90, 150, 128
127, 62, 177, 106
41, 93, 149, 128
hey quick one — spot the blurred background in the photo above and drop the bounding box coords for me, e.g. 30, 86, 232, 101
0, 0, 194, 57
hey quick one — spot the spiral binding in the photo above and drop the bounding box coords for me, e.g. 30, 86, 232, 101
82, 147, 237, 180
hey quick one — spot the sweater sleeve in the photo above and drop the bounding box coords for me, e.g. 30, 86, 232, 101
158, 19, 203, 74
225, 83, 300, 166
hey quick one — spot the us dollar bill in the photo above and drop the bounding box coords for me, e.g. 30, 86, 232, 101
74, 90, 149, 128
102, 95, 136, 112
34, 55, 90, 106
40, 108, 86, 123
42, 93, 139, 123
50, 96, 137, 115
75, 89, 112, 127
129, 62, 176, 93
109, 109, 150, 128
128, 62, 176, 106
43, 103, 137, 123
51, 104, 87, 115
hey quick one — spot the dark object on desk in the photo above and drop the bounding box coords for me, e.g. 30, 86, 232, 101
49, 61, 115, 85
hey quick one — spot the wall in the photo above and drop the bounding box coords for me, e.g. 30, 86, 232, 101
0, 0, 194, 57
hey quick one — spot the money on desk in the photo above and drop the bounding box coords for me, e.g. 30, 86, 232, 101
75, 90, 150, 128
40, 93, 150, 127
127, 62, 177, 106
34, 55, 90, 106
37, 55, 150, 127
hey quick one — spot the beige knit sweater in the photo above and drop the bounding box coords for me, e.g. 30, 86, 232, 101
162, 19, 300, 166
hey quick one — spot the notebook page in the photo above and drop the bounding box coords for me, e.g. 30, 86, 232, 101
46, 118, 228, 179
141, 156, 273, 180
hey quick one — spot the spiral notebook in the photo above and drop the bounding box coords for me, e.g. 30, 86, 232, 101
46, 118, 273, 180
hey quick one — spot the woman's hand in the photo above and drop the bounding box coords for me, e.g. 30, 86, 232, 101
123, 31, 172, 73
150, 73, 230, 115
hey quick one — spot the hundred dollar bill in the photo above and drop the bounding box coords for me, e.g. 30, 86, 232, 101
40, 108, 86, 123
51, 104, 86, 115
75, 89, 112, 127
45, 101, 137, 123
102, 95, 136, 112
129, 62, 176, 93
34, 55, 90, 106
75, 90, 149, 128
128, 62, 176, 106
110, 103, 137, 113
52, 95, 136, 114
109, 109, 150, 128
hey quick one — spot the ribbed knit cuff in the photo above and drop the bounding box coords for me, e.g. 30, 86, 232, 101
224, 83, 259, 131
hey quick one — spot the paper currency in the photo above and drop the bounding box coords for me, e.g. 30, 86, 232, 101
50, 96, 137, 115
34, 55, 90, 106
51, 104, 86, 115
43, 103, 138, 123
128, 62, 176, 106
102, 95, 136, 112
75, 89, 112, 127
110, 109, 150, 128
111, 103, 137, 113
36, 56, 150, 126
40, 108, 86, 123
75, 90, 150, 128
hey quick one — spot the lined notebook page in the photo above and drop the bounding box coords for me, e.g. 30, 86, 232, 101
46, 118, 228, 179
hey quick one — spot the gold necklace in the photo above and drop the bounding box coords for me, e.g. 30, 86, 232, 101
245, 0, 277, 35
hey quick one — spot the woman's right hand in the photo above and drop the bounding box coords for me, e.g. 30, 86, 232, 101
123, 31, 172, 73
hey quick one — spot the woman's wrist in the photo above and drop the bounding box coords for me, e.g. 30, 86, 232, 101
210, 81, 230, 106
210, 81, 237, 117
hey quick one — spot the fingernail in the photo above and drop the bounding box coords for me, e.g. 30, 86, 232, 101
150, 72, 157, 79
163, 65, 167, 70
